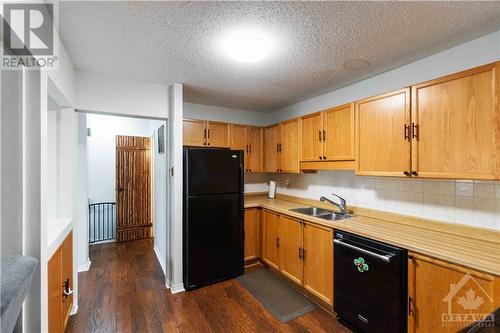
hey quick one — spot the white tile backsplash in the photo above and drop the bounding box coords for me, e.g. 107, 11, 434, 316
265, 171, 500, 231
456, 182, 474, 197
474, 183, 495, 199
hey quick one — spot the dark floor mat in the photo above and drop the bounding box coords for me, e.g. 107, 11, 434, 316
237, 269, 317, 323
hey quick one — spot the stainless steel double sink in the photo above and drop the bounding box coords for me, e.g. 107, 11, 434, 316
289, 207, 353, 221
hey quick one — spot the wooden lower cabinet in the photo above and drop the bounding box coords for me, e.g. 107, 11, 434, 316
259, 209, 334, 306
303, 223, 334, 305
279, 215, 303, 285
408, 252, 500, 333
262, 210, 280, 270
48, 246, 63, 333
48, 232, 73, 333
244, 208, 260, 261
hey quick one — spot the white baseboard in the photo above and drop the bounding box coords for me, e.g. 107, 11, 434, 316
171, 283, 185, 294
77, 260, 91, 272
153, 245, 167, 278
70, 304, 78, 316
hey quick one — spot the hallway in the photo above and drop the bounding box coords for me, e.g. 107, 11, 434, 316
68, 239, 348, 333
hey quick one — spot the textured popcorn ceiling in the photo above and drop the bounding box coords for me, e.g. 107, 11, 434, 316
59, 1, 500, 112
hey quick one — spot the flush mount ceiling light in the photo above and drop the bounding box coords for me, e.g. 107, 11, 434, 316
223, 34, 269, 63
343, 58, 370, 71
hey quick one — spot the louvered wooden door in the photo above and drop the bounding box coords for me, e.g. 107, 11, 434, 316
116, 136, 152, 242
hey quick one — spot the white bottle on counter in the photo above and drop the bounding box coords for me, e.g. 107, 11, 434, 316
268, 180, 276, 199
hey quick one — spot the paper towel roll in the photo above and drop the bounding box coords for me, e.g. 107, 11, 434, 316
269, 181, 276, 199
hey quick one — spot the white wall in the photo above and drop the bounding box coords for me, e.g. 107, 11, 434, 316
47, 98, 60, 219
86, 113, 164, 203
1, 69, 23, 257
76, 113, 90, 272
76, 70, 169, 119
244, 174, 269, 193
168, 83, 184, 293
184, 102, 270, 126
152, 124, 168, 276
268, 30, 500, 123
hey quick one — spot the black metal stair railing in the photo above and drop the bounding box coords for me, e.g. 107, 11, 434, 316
88, 202, 116, 244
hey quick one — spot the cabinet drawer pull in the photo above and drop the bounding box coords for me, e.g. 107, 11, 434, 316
412, 123, 419, 140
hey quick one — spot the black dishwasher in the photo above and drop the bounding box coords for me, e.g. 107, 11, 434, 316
334, 230, 407, 333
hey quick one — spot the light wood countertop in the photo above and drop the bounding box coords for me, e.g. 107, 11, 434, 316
244, 194, 500, 277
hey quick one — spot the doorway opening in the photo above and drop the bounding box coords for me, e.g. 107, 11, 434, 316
78, 112, 168, 266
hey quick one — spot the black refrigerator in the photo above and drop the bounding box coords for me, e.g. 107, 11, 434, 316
183, 147, 244, 290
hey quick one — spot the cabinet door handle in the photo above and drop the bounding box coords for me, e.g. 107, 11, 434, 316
323, 130, 326, 141
411, 171, 418, 176
204, 128, 207, 139
319, 130, 322, 142
276, 143, 279, 152
403, 171, 410, 176
207, 129, 210, 139
319, 156, 323, 160
299, 247, 303, 259
276, 237, 280, 247
249, 144, 252, 153
302, 249, 306, 260
412, 123, 419, 140
404, 124, 410, 141
408, 296, 415, 316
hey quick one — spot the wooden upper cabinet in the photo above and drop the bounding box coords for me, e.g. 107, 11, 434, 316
303, 223, 333, 305
262, 210, 280, 270
323, 103, 354, 161
279, 215, 303, 285
411, 63, 500, 179
264, 124, 281, 173
230, 124, 247, 151
206, 121, 230, 148
248, 126, 263, 173
244, 208, 260, 261
300, 112, 323, 161
355, 88, 411, 177
183, 119, 206, 147
280, 118, 300, 173
230, 124, 248, 169
408, 252, 500, 333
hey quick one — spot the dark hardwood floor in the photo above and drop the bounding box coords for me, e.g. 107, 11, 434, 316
67, 239, 351, 333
